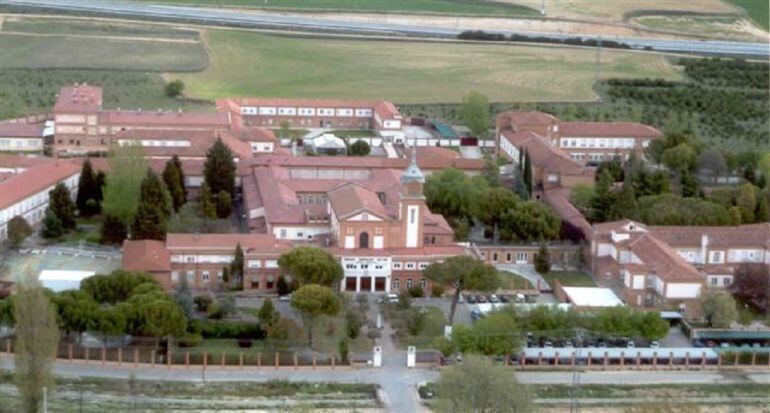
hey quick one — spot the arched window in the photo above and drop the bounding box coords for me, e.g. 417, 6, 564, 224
359, 232, 369, 249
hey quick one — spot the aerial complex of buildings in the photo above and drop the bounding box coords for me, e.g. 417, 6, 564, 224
1, 84, 768, 316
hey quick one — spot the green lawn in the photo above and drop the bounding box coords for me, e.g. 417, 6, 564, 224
498, 270, 534, 290
135, 0, 538, 16
396, 306, 447, 349
728, 0, 770, 30
177, 29, 682, 104
541, 270, 596, 288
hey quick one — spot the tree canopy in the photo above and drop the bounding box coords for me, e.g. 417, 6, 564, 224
131, 169, 172, 240
48, 182, 76, 230
203, 138, 236, 197
459, 91, 491, 139
162, 155, 187, 212
76, 158, 103, 217
423, 256, 498, 324
278, 246, 343, 287
291, 284, 341, 347
101, 144, 147, 223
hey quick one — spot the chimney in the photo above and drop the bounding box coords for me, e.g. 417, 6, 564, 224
700, 235, 709, 265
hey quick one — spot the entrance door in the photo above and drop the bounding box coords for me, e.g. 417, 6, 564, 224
374, 277, 386, 292
360, 277, 372, 292
345, 277, 357, 291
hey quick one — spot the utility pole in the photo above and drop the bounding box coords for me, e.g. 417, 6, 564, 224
569, 328, 585, 413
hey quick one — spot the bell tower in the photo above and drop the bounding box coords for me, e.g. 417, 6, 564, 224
400, 149, 425, 248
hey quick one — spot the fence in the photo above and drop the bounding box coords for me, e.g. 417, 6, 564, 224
1, 339, 353, 371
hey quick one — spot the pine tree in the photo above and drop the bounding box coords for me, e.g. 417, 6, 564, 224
609, 181, 638, 221
230, 243, 244, 282
94, 171, 106, 210
130, 169, 171, 240
200, 183, 216, 220
522, 149, 532, 197
755, 193, 768, 223
534, 244, 551, 274
40, 208, 64, 239
76, 158, 100, 217
101, 214, 128, 245
591, 169, 615, 222
163, 156, 187, 212
49, 183, 76, 230
203, 138, 236, 197
215, 191, 232, 219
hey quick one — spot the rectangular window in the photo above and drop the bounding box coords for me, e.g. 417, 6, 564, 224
419, 279, 427, 289
392, 279, 400, 290
711, 278, 718, 285
393, 262, 402, 270
202, 271, 210, 282
171, 271, 179, 282
723, 277, 731, 286
492, 252, 498, 262
405, 262, 416, 270
186, 271, 195, 282
406, 279, 413, 289
410, 209, 416, 224
217, 270, 223, 281
418, 262, 428, 270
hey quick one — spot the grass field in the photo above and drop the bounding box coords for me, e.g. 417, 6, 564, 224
135, 0, 538, 16
728, 0, 770, 30
631, 15, 762, 40
176, 29, 681, 104
541, 271, 596, 288
506, 0, 740, 22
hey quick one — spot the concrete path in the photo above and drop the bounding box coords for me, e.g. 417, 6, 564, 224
495, 263, 549, 290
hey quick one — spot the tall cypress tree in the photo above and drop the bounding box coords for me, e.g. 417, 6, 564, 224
200, 183, 216, 220
163, 156, 187, 212
40, 208, 64, 239
230, 243, 244, 283
49, 183, 76, 230
591, 169, 615, 223
522, 149, 533, 197
203, 138, 236, 197
130, 169, 171, 240
76, 158, 100, 217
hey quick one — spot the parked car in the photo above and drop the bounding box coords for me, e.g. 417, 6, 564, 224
278, 294, 292, 302
650, 341, 660, 348
470, 310, 483, 322
466, 294, 477, 304
476, 295, 488, 303
543, 341, 554, 349
626, 341, 636, 349
499, 295, 510, 303
489, 294, 499, 303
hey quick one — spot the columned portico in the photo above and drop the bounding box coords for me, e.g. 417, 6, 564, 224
340, 256, 391, 292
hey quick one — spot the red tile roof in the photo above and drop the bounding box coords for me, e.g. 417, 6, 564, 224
53, 84, 103, 112
543, 188, 592, 238
219, 97, 401, 119
122, 240, 170, 272
224, 127, 277, 143
501, 130, 584, 176
0, 154, 53, 169
327, 183, 389, 220
0, 122, 43, 138
650, 224, 770, 249
100, 109, 230, 127
628, 233, 704, 282
498, 110, 559, 127
166, 233, 291, 253
0, 161, 80, 210
559, 122, 662, 137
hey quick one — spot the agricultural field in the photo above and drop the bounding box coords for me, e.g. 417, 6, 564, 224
503, 0, 740, 22
629, 15, 766, 41
176, 29, 681, 103
728, 0, 770, 30
135, 0, 538, 16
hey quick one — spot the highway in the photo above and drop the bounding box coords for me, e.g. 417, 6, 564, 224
1, 0, 769, 57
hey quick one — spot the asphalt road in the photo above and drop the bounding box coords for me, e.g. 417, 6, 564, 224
2, 0, 768, 57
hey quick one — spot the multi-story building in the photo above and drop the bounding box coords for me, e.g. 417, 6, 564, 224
0, 160, 80, 240
219, 97, 405, 142
0, 122, 45, 153
52, 84, 231, 155
496, 110, 662, 166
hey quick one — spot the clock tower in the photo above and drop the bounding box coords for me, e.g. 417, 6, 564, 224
400, 149, 425, 248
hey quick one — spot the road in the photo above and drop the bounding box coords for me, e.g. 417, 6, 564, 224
1, 0, 768, 56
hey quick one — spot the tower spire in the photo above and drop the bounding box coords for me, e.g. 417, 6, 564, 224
401, 147, 424, 184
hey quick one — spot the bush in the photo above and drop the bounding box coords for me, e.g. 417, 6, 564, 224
338, 338, 349, 363
405, 308, 427, 336
177, 332, 203, 348
349, 140, 371, 156
430, 285, 445, 298
7, 216, 33, 247
397, 292, 412, 310
408, 286, 425, 298
237, 338, 253, 348
164, 79, 184, 97
198, 321, 265, 339
208, 303, 224, 319
194, 295, 213, 312
345, 310, 364, 340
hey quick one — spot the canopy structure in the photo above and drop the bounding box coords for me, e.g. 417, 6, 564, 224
562, 287, 624, 308
38, 270, 94, 292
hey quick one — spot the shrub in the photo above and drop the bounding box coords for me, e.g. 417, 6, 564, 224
405, 308, 427, 336
338, 338, 349, 363
397, 292, 412, 310
237, 338, 253, 348
430, 285, 445, 298
349, 140, 371, 156
194, 295, 213, 312
408, 286, 425, 298
164, 79, 184, 97
177, 332, 202, 348
345, 310, 364, 340
7, 216, 33, 247
208, 303, 224, 319
198, 321, 265, 339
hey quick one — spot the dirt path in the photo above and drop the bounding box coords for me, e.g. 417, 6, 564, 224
0, 30, 201, 44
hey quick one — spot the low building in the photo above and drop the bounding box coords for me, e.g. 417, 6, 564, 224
0, 122, 45, 153
304, 133, 347, 155
0, 160, 80, 240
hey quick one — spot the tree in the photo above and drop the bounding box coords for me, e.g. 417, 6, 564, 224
757, 194, 769, 222
533, 244, 550, 274
338, 338, 349, 363
680, 170, 700, 198
453, 307, 521, 356
697, 148, 727, 183
425, 168, 487, 225
101, 144, 147, 223
7, 216, 33, 247
736, 183, 757, 224
758, 152, 770, 184
230, 242, 244, 285
435, 354, 533, 413
203, 138, 236, 197
215, 190, 232, 219
499, 201, 561, 242
459, 91, 491, 139
100, 214, 128, 245
49, 182, 76, 230
608, 180, 638, 221
199, 183, 217, 220
13, 285, 60, 413
731, 263, 769, 314
164, 79, 184, 97
591, 168, 615, 222
423, 255, 499, 324
278, 246, 343, 287
193, 295, 213, 312
699, 290, 738, 328
482, 155, 500, 187
40, 208, 64, 239
661, 143, 696, 175
637, 311, 670, 340
174, 277, 193, 318
162, 156, 187, 212
473, 187, 518, 240
53, 289, 98, 337
349, 140, 370, 156
345, 309, 364, 340
92, 307, 128, 339
81, 270, 158, 304
76, 158, 101, 216
131, 169, 171, 240
290, 285, 341, 347
258, 298, 280, 327
522, 149, 532, 197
